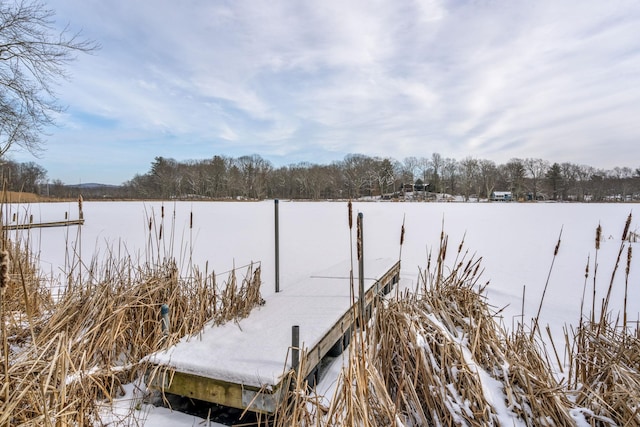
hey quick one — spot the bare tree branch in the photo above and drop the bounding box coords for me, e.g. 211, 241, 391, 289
0, 0, 98, 157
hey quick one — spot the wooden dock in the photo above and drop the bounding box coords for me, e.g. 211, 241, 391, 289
145, 257, 400, 414
3, 219, 85, 230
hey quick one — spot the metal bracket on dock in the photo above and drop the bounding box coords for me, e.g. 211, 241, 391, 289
241, 388, 279, 413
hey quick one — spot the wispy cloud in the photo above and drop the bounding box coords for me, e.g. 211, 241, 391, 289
14, 0, 640, 184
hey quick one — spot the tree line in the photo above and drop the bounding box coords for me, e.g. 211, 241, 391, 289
31, 153, 640, 202
3, 153, 640, 202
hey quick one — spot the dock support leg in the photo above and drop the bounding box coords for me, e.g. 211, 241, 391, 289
161, 304, 170, 335
292, 325, 299, 373
357, 212, 365, 327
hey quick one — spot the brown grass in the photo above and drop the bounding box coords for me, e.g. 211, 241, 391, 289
274, 219, 639, 426
2, 203, 639, 426
0, 203, 264, 426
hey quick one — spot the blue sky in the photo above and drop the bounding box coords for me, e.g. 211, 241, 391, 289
10, 0, 640, 185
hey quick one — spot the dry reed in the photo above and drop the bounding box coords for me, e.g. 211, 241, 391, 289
567, 216, 640, 426
3, 203, 639, 427
0, 205, 264, 426
273, 231, 582, 426
274, 219, 640, 427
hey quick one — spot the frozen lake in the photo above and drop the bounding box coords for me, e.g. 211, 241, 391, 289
8, 200, 639, 426
10, 200, 639, 339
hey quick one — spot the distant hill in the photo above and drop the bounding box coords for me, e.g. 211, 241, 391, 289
64, 183, 121, 189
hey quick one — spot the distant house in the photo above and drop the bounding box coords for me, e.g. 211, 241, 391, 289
402, 183, 414, 192
490, 191, 512, 201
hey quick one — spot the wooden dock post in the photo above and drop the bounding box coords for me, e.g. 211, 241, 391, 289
275, 199, 280, 293
357, 212, 365, 326
291, 325, 300, 373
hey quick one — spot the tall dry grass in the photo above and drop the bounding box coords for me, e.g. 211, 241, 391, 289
2, 200, 639, 426
274, 216, 639, 427
567, 213, 640, 426
0, 202, 264, 426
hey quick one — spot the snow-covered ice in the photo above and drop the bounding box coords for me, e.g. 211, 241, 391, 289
8, 200, 638, 426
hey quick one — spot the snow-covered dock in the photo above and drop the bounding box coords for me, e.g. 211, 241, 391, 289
145, 257, 400, 413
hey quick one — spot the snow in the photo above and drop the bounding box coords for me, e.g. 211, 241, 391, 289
146, 258, 396, 388
7, 200, 639, 426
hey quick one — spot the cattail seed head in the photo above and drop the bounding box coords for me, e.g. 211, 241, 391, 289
161, 205, 165, 219
622, 213, 632, 241
190, 211, 193, 229
78, 195, 84, 220
554, 238, 561, 256
148, 218, 152, 231
596, 224, 602, 250
585, 264, 589, 278
159, 224, 163, 240
400, 223, 405, 246
584, 256, 590, 278
348, 200, 353, 230
626, 245, 632, 276
0, 250, 10, 289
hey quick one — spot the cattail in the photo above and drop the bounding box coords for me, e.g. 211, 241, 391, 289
622, 213, 632, 241
348, 200, 353, 230
161, 204, 165, 219
148, 217, 152, 231
159, 224, 163, 240
626, 245, 632, 276
400, 223, 405, 246
190, 211, 193, 229
554, 238, 561, 256
584, 258, 589, 279
0, 250, 9, 289
596, 224, 602, 250
78, 195, 84, 220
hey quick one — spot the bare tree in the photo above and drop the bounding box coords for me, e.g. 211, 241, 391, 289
0, 1, 97, 157
372, 157, 395, 196
523, 158, 549, 200
0, 158, 45, 192
431, 152, 443, 193
574, 164, 594, 201
442, 157, 458, 196
418, 156, 431, 184
235, 154, 272, 199
560, 162, 576, 200
402, 156, 419, 184
342, 154, 372, 198
458, 156, 480, 201
478, 159, 498, 200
